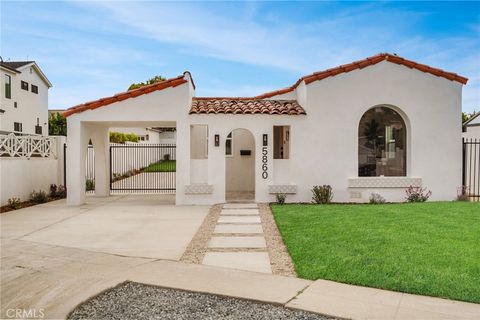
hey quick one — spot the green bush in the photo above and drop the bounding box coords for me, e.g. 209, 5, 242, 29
50, 184, 67, 198
109, 132, 139, 143
276, 193, 287, 205
163, 154, 170, 161
7, 197, 22, 209
30, 190, 48, 204
405, 186, 431, 202
311, 185, 333, 204
86, 179, 95, 191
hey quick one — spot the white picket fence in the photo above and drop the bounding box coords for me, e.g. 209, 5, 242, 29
0, 133, 57, 158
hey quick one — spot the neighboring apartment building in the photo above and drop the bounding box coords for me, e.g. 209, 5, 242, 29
0, 60, 52, 136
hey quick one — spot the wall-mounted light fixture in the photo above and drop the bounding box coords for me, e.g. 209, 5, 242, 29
263, 134, 268, 146
214, 134, 220, 147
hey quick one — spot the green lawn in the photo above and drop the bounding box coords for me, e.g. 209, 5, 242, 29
271, 202, 480, 303
142, 160, 176, 172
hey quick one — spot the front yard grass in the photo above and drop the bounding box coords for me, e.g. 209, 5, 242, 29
271, 202, 480, 303
142, 160, 176, 172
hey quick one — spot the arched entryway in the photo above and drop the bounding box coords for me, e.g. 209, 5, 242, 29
225, 128, 255, 202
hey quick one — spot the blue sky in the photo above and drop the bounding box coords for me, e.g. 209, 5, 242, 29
1, 1, 479, 112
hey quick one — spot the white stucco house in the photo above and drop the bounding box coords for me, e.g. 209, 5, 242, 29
463, 112, 480, 139
1, 60, 52, 136
63, 53, 468, 205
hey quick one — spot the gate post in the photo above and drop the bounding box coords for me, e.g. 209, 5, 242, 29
462, 138, 466, 188
91, 127, 110, 197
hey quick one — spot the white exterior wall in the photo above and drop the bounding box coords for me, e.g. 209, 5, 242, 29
66, 61, 463, 205
0, 65, 49, 136
0, 136, 65, 205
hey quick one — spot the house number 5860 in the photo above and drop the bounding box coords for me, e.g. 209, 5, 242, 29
262, 146, 268, 179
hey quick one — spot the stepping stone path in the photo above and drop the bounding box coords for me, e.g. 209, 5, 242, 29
202, 203, 272, 274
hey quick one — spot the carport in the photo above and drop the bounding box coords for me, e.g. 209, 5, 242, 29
63, 73, 194, 206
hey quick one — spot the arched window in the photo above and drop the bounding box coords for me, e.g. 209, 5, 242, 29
358, 106, 406, 177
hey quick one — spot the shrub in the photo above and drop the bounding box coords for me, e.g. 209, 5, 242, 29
164, 154, 171, 161
7, 197, 22, 210
405, 186, 432, 203
109, 132, 139, 144
457, 186, 470, 202
50, 184, 57, 197
276, 193, 286, 205
30, 190, 48, 204
369, 193, 386, 204
52, 184, 67, 198
312, 185, 333, 204
86, 179, 95, 191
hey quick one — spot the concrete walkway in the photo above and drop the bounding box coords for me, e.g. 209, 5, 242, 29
202, 203, 272, 274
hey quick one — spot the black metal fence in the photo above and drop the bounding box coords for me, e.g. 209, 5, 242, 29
109, 144, 176, 192
463, 138, 480, 202
64, 143, 176, 194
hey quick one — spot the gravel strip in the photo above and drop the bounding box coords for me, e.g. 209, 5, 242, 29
180, 204, 223, 264
258, 203, 297, 277
68, 281, 333, 320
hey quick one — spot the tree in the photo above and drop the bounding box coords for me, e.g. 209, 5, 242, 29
48, 112, 67, 136
128, 75, 166, 91
462, 111, 477, 123
109, 132, 139, 143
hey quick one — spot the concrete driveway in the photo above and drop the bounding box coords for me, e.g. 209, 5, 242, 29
1, 195, 209, 260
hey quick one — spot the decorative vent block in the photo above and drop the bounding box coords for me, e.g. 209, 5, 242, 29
348, 177, 422, 188
185, 184, 214, 194
268, 185, 297, 194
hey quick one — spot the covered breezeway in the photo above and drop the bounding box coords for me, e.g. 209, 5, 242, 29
64, 73, 194, 206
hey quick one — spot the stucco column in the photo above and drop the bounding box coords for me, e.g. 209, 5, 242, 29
175, 121, 188, 205
91, 126, 110, 197
66, 120, 90, 206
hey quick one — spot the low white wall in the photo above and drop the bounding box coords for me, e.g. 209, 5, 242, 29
0, 136, 65, 205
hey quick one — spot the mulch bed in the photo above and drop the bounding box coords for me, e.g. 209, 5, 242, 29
0, 196, 65, 214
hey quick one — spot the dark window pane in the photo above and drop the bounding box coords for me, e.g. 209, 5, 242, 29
14, 122, 22, 132
358, 107, 406, 177
35, 125, 42, 135
273, 126, 290, 159
225, 139, 232, 155
21, 81, 28, 91
5, 75, 11, 99
31, 85, 38, 94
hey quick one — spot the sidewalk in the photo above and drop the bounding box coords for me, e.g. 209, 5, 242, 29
2, 239, 479, 319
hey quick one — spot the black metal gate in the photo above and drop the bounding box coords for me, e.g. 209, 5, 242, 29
462, 138, 480, 202
109, 144, 176, 192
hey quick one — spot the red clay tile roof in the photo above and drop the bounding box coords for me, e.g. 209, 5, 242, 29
255, 53, 468, 99
190, 98, 306, 115
63, 73, 190, 117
